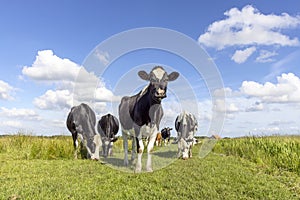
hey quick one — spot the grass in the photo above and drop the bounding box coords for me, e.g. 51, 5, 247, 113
213, 135, 300, 175
0, 134, 300, 199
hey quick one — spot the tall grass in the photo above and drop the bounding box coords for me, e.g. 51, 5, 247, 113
0, 134, 74, 160
213, 135, 300, 174
0, 134, 132, 160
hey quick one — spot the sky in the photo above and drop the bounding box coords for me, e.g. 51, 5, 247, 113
1, 0, 300, 137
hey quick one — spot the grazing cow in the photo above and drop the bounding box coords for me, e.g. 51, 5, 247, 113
119, 66, 179, 172
174, 111, 198, 160
66, 103, 101, 160
192, 137, 200, 146
97, 113, 119, 157
155, 132, 162, 146
161, 127, 172, 146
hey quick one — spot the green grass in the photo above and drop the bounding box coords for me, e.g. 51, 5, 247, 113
213, 135, 300, 175
0, 134, 300, 199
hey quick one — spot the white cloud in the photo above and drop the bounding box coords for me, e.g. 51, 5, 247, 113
95, 50, 110, 66
213, 99, 239, 113
198, 5, 300, 49
245, 101, 264, 112
263, 50, 300, 81
0, 80, 15, 100
22, 50, 80, 81
240, 73, 300, 103
256, 50, 278, 63
268, 120, 294, 126
0, 107, 41, 120
22, 50, 119, 110
231, 47, 256, 63
0, 120, 22, 128
33, 89, 73, 110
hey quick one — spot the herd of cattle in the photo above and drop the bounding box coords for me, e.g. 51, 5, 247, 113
66, 66, 199, 172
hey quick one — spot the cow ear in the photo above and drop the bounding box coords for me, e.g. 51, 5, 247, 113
138, 70, 149, 80
168, 72, 179, 81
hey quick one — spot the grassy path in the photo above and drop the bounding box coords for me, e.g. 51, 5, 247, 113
1, 149, 299, 199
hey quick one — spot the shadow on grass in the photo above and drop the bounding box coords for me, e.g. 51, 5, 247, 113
152, 150, 177, 158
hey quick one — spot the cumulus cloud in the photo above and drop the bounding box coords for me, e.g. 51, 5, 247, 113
240, 73, 300, 103
245, 101, 264, 112
22, 50, 119, 110
256, 50, 278, 63
0, 107, 41, 120
0, 80, 15, 100
198, 5, 300, 50
213, 99, 239, 113
231, 47, 256, 63
33, 89, 73, 110
22, 50, 80, 81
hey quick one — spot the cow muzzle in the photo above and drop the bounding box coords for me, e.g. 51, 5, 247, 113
155, 88, 166, 98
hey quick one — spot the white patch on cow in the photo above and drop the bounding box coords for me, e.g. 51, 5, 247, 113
140, 85, 149, 97
136, 139, 144, 173
91, 134, 101, 160
152, 67, 165, 80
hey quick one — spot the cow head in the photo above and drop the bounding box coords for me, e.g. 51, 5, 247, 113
138, 66, 179, 102
75, 123, 101, 160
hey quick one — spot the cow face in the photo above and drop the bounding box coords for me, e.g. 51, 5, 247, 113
178, 138, 191, 159
138, 66, 179, 102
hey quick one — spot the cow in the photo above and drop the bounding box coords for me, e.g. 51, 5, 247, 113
66, 103, 101, 160
174, 111, 198, 160
97, 113, 119, 157
119, 66, 179, 172
155, 132, 162, 146
161, 127, 172, 146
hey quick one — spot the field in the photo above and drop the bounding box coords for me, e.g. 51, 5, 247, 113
0, 134, 300, 199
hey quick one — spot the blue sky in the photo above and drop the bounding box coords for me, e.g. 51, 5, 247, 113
1, 1, 300, 137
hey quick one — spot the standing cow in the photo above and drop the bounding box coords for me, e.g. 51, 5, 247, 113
119, 66, 179, 172
161, 127, 172, 146
66, 103, 101, 160
97, 113, 119, 157
174, 111, 198, 160
155, 132, 162, 146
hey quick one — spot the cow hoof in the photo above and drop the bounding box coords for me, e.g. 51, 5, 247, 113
146, 168, 153, 173
135, 168, 142, 173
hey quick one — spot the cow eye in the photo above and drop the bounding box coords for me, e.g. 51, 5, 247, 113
150, 77, 157, 82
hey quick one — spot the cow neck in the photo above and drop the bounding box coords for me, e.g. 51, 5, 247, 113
138, 84, 162, 107
84, 109, 96, 136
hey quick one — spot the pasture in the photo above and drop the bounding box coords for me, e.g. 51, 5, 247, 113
0, 134, 300, 199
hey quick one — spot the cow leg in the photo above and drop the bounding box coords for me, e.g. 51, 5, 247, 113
135, 138, 144, 173
131, 136, 136, 163
177, 142, 181, 158
72, 132, 78, 159
122, 132, 129, 166
189, 145, 192, 158
146, 133, 156, 172
108, 142, 113, 156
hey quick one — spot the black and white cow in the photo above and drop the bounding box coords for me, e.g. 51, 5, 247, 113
97, 113, 119, 157
66, 103, 101, 160
174, 111, 198, 160
119, 66, 179, 172
161, 127, 172, 146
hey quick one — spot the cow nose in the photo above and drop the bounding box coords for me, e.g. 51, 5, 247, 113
156, 88, 165, 97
